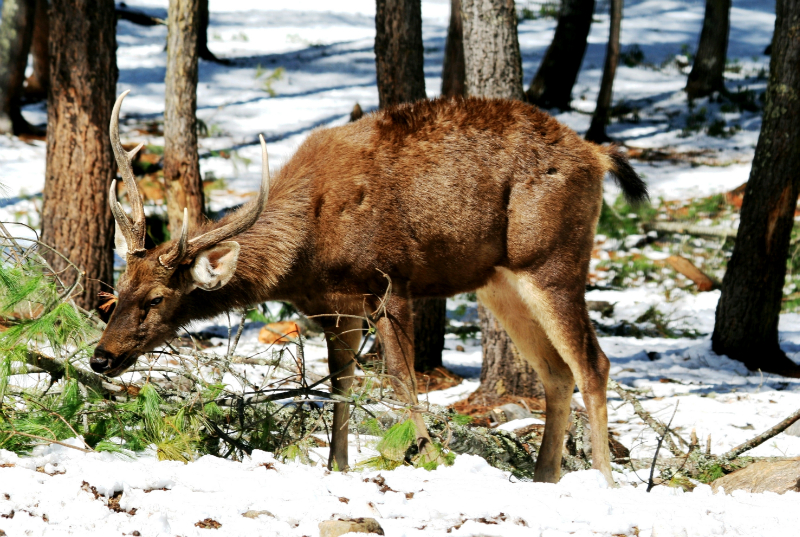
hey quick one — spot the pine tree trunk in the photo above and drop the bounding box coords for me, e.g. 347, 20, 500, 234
685, 0, 731, 100
25, 0, 49, 101
164, 0, 205, 236
441, 0, 465, 98
41, 0, 117, 312
461, 0, 524, 100
413, 297, 446, 371
0, 0, 35, 134
374, 0, 427, 107
525, 0, 595, 110
462, 0, 543, 398
478, 304, 545, 398
585, 0, 622, 143
197, 0, 225, 63
711, 0, 800, 377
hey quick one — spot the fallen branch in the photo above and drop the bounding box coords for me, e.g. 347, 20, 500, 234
24, 350, 124, 394
665, 255, 718, 291
721, 406, 800, 460
645, 221, 738, 240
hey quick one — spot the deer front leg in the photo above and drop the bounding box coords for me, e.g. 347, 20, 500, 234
373, 286, 440, 465
321, 316, 361, 471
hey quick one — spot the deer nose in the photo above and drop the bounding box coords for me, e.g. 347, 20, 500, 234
91, 346, 114, 373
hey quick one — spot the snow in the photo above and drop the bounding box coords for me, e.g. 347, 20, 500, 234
1, 0, 796, 536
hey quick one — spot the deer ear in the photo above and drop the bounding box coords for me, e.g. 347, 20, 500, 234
114, 221, 128, 258
188, 241, 240, 292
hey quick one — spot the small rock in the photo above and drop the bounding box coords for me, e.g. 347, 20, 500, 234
491, 403, 532, 424
242, 510, 274, 519
258, 321, 301, 345
455, 344, 465, 352
319, 517, 384, 537
712, 459, 800, 495
784, 420, 800, 437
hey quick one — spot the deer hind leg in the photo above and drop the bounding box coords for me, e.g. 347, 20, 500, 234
320, 316, 362, 471
476, 272, 575, 483
510, 268, 614, 485
372, 282, 438, 463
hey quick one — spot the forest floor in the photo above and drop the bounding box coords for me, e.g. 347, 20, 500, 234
1, 1, 799, 536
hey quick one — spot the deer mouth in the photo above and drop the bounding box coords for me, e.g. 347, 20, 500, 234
91, 347, 140, 377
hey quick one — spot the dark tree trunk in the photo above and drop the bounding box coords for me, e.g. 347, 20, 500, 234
441, 0, 465, 98
462, 0, 542, 398
526, 0, 595, 110
461, 0, 524, 100
585, 0, 622, 143
374, 0, 427, 107
25, 0, 49, 101
41, 0, 117, 312
412, 297, 446, 371
197, 0, 226, 64
712, 0, 800, 377
478, 304, 545, 399
374, 0, 445, 371
0, 0, 35, 134
686, 0, 731, 99
164, 0, 205, 236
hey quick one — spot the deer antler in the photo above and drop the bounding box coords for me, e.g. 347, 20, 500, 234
109, 90, 147, 256
160, 134, 271, 268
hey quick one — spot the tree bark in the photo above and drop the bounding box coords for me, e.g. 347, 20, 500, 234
412, 297, 446, 371
0, 0, 35, 134
374, 0, 427, 107
585, 0, 622, 143
441, 0, 465, 98
25, 0, 49, 101
164, 0, 205, 236
40, 0, 117, 312
462, 0, 542, 398
685, 0, 731, 100
478, 304, 545, 399
461, 0, 524, 100
525, 0, 595, 110
711, 0, 800, 377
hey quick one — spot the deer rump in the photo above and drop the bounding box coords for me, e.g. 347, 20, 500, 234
99, 95, 646, 485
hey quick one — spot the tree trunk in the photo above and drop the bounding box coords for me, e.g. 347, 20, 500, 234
197, 0, 226, 63
25, 0, 49, 101
478, 304, 545, 399
40, 0, 117, 312
412, 297, 446, 371
374, 0, 445, 371
462, 0, 543, 398
0, 0, 35, 134
685, 0, 731, 100
164, 0, 205, 237
441, 0, 465, 98
711, 0, 800, 377
461, 0, 524, 100
374, 0, 427, 107
585, 0, 622, 143
525, 0, 595, 110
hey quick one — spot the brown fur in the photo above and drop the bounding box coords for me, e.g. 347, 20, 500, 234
95, 97, 646, 483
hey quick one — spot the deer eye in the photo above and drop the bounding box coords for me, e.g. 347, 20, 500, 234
150, 297, 163, 307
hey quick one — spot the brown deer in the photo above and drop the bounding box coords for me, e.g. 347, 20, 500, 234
94, 91, 646, 484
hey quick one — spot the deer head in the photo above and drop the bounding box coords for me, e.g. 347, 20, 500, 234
91, 91, 270, 376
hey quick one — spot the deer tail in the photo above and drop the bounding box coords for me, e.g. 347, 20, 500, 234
602, 146, 648, 205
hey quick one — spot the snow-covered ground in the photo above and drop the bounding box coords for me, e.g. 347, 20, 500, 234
2, 1, 796, 536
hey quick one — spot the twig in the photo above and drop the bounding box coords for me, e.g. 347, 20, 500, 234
2, 431, 93, 453
647, 401, 679, 492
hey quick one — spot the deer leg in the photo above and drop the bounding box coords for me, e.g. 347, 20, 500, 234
320, 316, 362, 471
510, 269, 614, 485
476, 273, 575, 483
373, 285, 438, 464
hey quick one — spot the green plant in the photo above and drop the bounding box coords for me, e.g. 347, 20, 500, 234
620, 45, 645, 68
256, 66, 286, 97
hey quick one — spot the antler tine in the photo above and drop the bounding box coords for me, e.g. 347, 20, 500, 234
159, 208, 189, 269
185, 134, 270, 256
108, 180, 135, 243
109, 90, 146, 254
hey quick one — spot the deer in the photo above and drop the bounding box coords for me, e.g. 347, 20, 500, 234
93, 90, 647, 485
